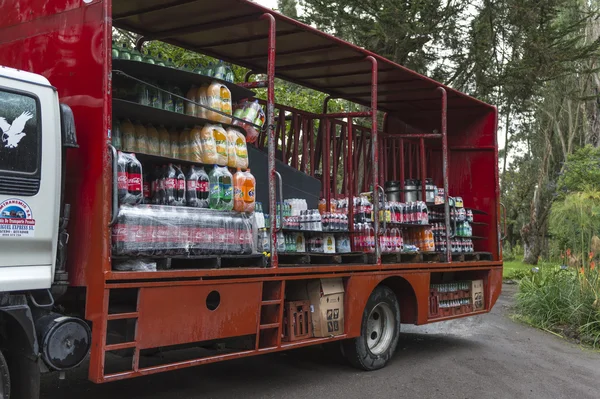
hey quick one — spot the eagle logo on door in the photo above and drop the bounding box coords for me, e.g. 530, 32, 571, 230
0, 111, 33, 149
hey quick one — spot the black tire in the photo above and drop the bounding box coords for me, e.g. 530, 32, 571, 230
0, 350, 11, 399
342, 285, 400, 371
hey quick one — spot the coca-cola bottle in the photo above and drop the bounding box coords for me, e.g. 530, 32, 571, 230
126, 154, 143, 205
197, 167, 210, 208
186, 166, 200, 207
174, 164, 186, 206
164, 164, 177, 205
117, 151, 128, 204
142, 172, 152, 204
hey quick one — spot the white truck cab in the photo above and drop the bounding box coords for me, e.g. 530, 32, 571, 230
0, 67, 62, 292
0, 67, 89, 399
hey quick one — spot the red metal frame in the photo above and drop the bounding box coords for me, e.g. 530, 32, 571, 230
0, 0, 502, 386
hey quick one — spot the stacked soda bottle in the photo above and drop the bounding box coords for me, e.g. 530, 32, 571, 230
433, 222, 448, 253
112, 205, 255, 256
353, 196, 374, 253
117, 151, 144, 205
149, 163, 191, 207
403, 227, 435, 252
383, 201, 429, 225
379, 227, 403, 253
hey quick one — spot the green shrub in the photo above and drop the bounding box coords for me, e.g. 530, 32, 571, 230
516, 267, 600, 347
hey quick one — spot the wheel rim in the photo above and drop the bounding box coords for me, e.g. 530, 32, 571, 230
366, 302, 395, 355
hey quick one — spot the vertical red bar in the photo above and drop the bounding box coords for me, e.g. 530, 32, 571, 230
332, 122, 338, 200
261, 13, 277, 267
301, 117, 308, 173
347, 118, 355, 247
392, 139, 397, 181
291, 114, 300, 169
420, 138, 426, 202
310, 119, 316, 177
366, 56, 380, 264
408, 142, 413, 179
437, 87, 451, 262
324, 118, 331, 208
399, 138, 405, 202
359, 130, 366, 192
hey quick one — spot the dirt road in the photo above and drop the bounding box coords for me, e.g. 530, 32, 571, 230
41, 284, 600, 398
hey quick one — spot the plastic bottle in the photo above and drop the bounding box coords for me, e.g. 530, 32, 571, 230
119, 43, 131, 60
225, 64, 235, 83
213, 124, 228, 166
111, 40, 120, 59
213, 60, 227, 80
209, 165, 223, 210
179, 127, 191, 161
135, 82, 151, 106
229, 128, 248, 169
199, 124, 218, 164
243, 169, 256, 213
143, 51, 155, 64
149, 81, 163, 109
189, 125, 204, 163
219, 166, 233, 211
158, 125, 171, 157
197, 167, 210, 208
174, 164, 187, 206
171, 86, 185, 114
163, 86, 175, 112
130, 48, 143, 62
133, 121, 148, 154
146, 123, 160, 155
185, 85, 197, 117
112, 119, 122, 150
196, 85, 209, 119
168, 127, 179, 159
233, 168, 245, 212
186, 167, 202, 208
204, 62, 214, 77
164, 164, 177, 205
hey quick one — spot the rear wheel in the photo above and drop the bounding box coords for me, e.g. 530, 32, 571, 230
342, 286, 400, 370
0, 350, 11, 399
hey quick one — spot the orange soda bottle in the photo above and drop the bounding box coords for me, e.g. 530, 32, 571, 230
233, 168, 245, 212
243, 169, 256, 213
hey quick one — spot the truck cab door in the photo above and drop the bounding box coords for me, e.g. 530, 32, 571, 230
0, 71, 61, 291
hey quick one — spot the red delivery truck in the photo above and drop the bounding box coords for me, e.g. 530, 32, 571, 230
0, 1, 503, 398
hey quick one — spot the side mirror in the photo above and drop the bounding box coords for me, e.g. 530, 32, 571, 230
59, 104, 78, 148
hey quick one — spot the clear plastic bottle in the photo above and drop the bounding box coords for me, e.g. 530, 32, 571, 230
112, 119, 122, 150
146, 123, 160, 155
185, 85, 197, 117
133, 120, 148, 154
158, 125, 171, 157
213, 124, 229, 166
119, 43, 131, 60
169, 127, 180, 159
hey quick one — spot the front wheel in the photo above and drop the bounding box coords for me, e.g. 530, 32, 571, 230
0, 350, 11, 399
342, 285, 400, 370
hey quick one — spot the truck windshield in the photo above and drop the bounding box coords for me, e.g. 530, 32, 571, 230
0, 89, 39, 174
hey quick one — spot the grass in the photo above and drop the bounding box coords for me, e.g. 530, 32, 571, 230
503, 260, 533, 279
514, 265, 600, 349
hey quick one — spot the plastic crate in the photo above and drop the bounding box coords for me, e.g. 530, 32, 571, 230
282, 300, 312, 342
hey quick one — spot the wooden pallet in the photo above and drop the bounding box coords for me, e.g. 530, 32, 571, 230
112, 253, 266, 270
279, 252, 367, 266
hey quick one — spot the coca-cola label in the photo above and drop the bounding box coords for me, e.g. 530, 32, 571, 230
117, 172, 128, 190
180, 226, 191, 246
112, 223, 128, 241
187, 180, 198, 191
165, 178, 176, 190
177, 179, 185, 191
128, 173, 142, 192
198, 181, 209, 192
143, 182, 150, 198
225, 228, 235, 245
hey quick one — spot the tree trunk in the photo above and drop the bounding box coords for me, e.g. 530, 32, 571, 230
521, 223, 543, 265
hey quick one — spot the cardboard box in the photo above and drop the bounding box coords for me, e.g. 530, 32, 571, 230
307, 278, 345, 337
471, 279, 485, 311
286, 279, 345, 337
